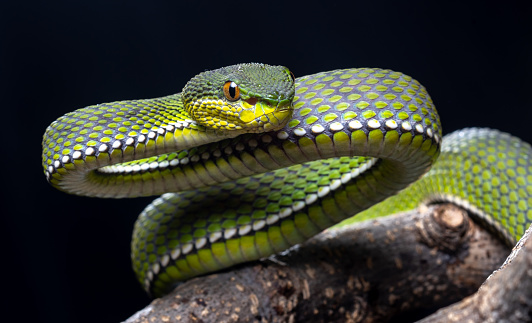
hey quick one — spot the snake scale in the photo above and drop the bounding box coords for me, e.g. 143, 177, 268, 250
42, 63, 532, 297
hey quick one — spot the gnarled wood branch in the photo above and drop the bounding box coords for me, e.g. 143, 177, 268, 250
418, 222, 532, 323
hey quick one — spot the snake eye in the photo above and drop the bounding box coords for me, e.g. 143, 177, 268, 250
223, 81, 240, 101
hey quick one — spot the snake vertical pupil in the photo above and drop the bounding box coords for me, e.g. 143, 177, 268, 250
223, 81, 240, 101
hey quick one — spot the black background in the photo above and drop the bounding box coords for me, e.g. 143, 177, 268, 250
2, 1, 531, 322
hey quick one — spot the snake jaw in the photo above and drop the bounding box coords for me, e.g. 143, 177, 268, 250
237, 96, 294, 132
184, 95, 293, 133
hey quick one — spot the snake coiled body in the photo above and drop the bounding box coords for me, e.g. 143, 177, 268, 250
42, 64, 532, 297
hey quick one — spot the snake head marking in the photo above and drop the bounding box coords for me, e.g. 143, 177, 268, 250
182, 63, 295, 133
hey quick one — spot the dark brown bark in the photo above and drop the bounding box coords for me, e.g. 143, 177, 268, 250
124, 204, 520, 323
418, 223, 532, 323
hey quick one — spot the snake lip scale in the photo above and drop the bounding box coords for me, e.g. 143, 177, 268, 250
42, 63, 532, 297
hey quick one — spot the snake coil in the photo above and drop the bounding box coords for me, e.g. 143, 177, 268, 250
42, 63, 532, 297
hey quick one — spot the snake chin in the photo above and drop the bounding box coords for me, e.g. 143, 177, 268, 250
242, 104, 294, 133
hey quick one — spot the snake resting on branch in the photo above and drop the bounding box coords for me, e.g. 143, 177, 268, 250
42, 63, 532, 297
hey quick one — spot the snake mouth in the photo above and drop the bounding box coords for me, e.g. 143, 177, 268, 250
276, 98, 293, 111
238, 97, 293, 132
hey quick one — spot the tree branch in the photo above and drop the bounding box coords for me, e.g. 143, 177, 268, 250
417, 222, 532, 323
125, 204, 518, 323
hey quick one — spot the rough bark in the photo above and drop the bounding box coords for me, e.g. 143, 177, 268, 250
418, 223, 532, 323
124, 204, 520, 323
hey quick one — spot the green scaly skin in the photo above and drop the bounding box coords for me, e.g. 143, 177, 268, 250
42, 64, 532, 297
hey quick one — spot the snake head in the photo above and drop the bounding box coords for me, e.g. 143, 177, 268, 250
182, 63, 295, 133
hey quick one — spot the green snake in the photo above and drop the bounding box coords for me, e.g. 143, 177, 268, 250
42, 63, 532, 297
